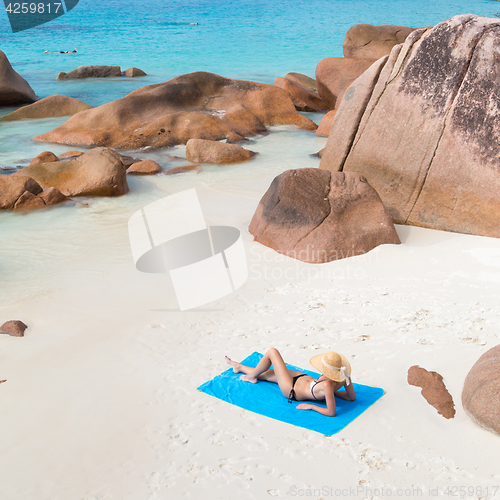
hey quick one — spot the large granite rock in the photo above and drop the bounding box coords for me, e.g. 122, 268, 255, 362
249, 168, 400, 263
13, 147, 128, 197
462, 345, 500, 436
0, 95, 91, 121
34, 72, 317, 149
0, 50, 37, 106
274, 75, 329, 112
315, 57, 376, 110
186, 138, 257, 164
408, 365, 455, 419
343, 24, 419, 59
320, 15, 500, 238
56, 65, 122, 80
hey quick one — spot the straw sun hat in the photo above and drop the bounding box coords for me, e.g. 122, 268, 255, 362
310, 351, 352, 385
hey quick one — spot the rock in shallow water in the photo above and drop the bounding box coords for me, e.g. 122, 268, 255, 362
126, 159, 162, 175
316, 110, 336, 137
320, 15, 500, 239
34, 72, 317, 150
186, 139, 257, 164
165, 164, 201, 175
462, 345, 500, 436
0, 51, 36, 106
0, 176, 42, 210
13, 147, 128, 197
29, 151, 59, 166
249, 168, 400, 263
316, 57, 376, 110
0, 95, 91, 121
122, 67, 147, 77
56, 65, 122, 80
343, 24, 419, 59
273, 75, 329, 113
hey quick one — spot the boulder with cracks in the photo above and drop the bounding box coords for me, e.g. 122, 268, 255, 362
320, 15, 500, 238
249, 168, 400, 263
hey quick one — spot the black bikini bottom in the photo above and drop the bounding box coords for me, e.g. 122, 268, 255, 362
288, 373, 307, 403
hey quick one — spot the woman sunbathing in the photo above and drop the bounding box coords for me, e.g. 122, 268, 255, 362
225, 348, 355, 417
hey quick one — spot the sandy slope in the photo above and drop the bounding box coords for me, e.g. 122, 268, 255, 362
1, 184, 500, 500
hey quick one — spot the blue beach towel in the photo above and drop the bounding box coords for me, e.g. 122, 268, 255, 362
197, 352, 385, 436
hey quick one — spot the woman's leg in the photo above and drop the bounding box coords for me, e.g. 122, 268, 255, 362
225, 356, 278, 382
227, 348, 294, 397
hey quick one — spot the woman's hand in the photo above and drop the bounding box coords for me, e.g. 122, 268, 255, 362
296, 403, 313, 410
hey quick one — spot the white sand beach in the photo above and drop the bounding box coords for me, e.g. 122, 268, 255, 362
1, 157, 500, 499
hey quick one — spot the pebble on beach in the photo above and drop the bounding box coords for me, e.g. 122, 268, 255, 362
0, 320, 28, 337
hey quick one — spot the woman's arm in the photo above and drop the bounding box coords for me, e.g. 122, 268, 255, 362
296, 403, 336, 416
297, 380, 337, 416
334, 377, 356, 401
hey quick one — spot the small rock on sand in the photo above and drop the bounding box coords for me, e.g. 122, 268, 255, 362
408, 365, 455, 419
0, 320, 28, 337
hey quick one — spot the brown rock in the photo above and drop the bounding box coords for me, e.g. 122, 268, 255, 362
126, 159, 161, 175
0, 51, 37, 106
165, 164, 201, 175
408, 365, 455, 419
13, 147, 128, 197
249, 168, 400, 263
29, 151, 59, 166
119, 154, 142, 168
56, 65, 122, 80
320, 55, 389, 172
186, 139, 257, 164
122, 67, 147, 77
316, 57, 376, 110
0, 320, 28, 337
59, 150, 84, 159
274, 77, 329, 112
13, 191, 46, 210
462, 345, 500, 435
285, 73, 317, 92
343, 24, 419, 59
320, 15, 500, 238
220, 104, 267, 138
316, 110, 337, 136
38, 187, 71, 206
0, 175, 43, 210
34, 72, 317, 149
0, 95, 91, 122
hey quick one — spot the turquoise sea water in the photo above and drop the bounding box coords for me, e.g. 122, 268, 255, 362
1, 0, 500, 308
1, 0, 499, 105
